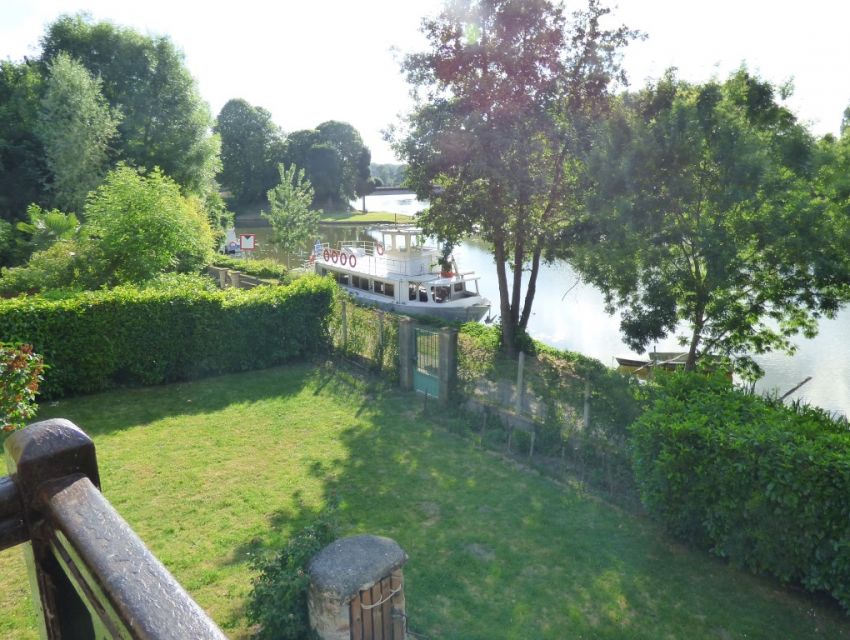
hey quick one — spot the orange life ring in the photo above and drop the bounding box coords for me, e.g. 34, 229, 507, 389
331, 250, 339, 263
349, 254, 357, 268
340, 252, 348, 266
376, 243, 385, 256
323, 248, 330, 262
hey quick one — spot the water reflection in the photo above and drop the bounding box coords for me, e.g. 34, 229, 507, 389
236, 193, 850, 416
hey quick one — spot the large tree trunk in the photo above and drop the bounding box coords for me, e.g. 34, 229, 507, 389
519, 245, 542, 330
493, 236, 516, 357
685, 306, 706, 371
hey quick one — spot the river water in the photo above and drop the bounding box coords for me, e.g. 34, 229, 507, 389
237, 193, 850, 416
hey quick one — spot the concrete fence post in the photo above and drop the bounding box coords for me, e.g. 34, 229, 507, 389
229, 270, 240, 289
438, 326, 458, 406
515, 351, 525, 414
308, 535, 408, 640
398, 317, 414, 391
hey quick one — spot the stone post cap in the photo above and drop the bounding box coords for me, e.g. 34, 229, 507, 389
308, 535, 407, 602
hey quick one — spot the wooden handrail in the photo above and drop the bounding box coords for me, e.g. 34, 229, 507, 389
2, 419, 227, 639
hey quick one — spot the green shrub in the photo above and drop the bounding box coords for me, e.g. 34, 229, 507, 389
247, 505, 338, 640
0, 275, 334, 398
210, 255, 289, 282
631, 372, 850, 611
0, 343, 45, 435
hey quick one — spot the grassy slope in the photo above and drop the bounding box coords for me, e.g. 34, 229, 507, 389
0, 364, 847, 639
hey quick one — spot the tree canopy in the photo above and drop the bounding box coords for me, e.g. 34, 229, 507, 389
36, 52, 121, 214
395, 0, 637, 354
570, 69, 850, 378
215, 98, 285, 204
262, 164, 319, 260
40, 13, 221, 198
281, 121, 371, 210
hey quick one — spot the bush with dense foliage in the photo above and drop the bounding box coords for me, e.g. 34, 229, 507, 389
631, 372, 850, 610
0, 275, 334, 398
0, 342, 44, 434
247, 505, 338, 640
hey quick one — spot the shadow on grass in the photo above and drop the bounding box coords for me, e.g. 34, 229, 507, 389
33, 361, 320, 438
235, 364, 850, 640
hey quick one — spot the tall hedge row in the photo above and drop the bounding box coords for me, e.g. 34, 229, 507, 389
0, 275, 335, 399
631, 373, 850, 610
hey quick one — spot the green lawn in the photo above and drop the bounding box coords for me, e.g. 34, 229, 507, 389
320, 210, 415, 224
1, 364, 847, 639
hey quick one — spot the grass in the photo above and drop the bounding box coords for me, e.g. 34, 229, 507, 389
319, 210, 415, 224
1, 363, 847, 639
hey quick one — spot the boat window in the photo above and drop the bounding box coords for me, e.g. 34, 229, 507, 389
453, 283, 465, 293
409, 283, 419, 301
336, 272, 350, 286
385, 283, 394, 297
433, 286, 449, 303
352, 275, 369, 291
321, 268, 327, 276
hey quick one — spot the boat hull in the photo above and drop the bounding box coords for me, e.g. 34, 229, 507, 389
344, 287, 490, 322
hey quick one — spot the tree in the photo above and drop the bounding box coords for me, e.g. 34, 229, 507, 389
36, 53, 121, 214
84, 164, 214, 285
570, 69, 850, 378
281, 122, 371, 210
262, 164, 319, 262
395, 0, 637, 354
40, 14, 220, 198
357, 176, 383, 212
0, 60, 46, 235
215, 98, 286, 204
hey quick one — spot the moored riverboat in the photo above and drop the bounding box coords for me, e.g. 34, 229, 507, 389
311, 226, 490, 321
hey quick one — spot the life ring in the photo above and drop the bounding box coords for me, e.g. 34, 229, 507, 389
323, 248, 330, 262
349, 254, 357, 268
331, 250, 339, 264
340, 252, 348, 266
376, 243, 385, 256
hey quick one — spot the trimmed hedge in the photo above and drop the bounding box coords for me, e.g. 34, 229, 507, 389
631, 373, 850, 611
0, 275, 335, 399
211, 256, 290, 282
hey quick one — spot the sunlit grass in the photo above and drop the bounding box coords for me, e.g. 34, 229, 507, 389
0, 364, 847, 638
320, 210, 415, 223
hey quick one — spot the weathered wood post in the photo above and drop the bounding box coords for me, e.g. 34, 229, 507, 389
5, 419, 102, 637
437, 326, 458, 407
2, 419, 226, 638
398, 317, 414, 391
308, 535, 408, 640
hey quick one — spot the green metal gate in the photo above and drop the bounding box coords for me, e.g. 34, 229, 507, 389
413, 327, 440, 398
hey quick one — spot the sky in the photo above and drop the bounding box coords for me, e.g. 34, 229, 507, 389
2, 0, 849, 163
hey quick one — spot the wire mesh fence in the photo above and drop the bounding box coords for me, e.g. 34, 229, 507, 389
328, 297, 400, 383
457, 331, 643, 503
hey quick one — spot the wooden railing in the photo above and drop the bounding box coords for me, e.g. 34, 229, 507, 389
1, 419, 227, 639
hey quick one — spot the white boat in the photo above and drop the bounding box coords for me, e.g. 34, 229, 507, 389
311, 226, 491, 322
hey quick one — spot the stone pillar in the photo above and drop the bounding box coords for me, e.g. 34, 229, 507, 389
398, 317, 414, 391
308, 535, 408, 640
229, 270, 240, 289
438, 326, 458, 406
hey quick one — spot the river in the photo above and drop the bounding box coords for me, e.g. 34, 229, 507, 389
236, 193, 850, 416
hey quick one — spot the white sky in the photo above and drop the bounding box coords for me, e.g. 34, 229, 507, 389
2, 0, 849, 163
